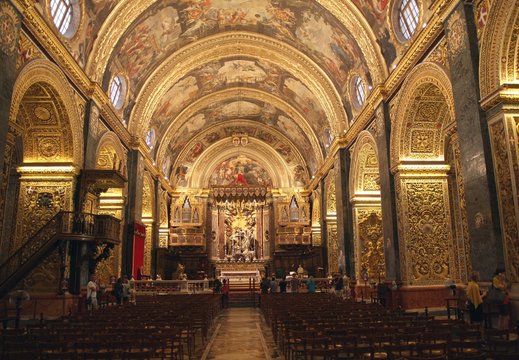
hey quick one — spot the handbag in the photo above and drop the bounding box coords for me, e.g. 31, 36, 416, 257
85, 295, 92, 305
486, 287, 505, 303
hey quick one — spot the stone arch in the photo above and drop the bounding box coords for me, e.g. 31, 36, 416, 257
9, 59, 83, 165
390, 62, 455, 170
349, 131, 385, 283
479, 0, 519, 100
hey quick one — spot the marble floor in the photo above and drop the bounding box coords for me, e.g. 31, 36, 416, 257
199, 308, 284, 360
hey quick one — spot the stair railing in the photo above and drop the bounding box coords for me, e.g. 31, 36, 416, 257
0, 212, 63, 288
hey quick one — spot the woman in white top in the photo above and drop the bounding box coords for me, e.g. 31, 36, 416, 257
87, 274, 99, 310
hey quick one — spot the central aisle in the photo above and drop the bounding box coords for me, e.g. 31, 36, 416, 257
201, 308, 283, 360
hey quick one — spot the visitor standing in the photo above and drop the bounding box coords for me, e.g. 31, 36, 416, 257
221, 279, 230, 308
492, 268, 509, 329
466, 272, 483, 324
279, 276, 287, 293
307, 276, 316, 293
269, 276, 278, 293
87, 274, 99, 310
290, 275, 300, 293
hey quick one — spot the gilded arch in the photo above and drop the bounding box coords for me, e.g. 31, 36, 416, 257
349, 131, 381, 197
349, 131, 384, 283
479, 0, 519, 100
390, 62, 456, 170
95, 131, 127, 175
9, 59, 83, 165
188, 138, 292, 189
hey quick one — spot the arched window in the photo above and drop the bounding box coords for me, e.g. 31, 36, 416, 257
398, 0, 420, 40
354, 76, 366, 107
110, 75, 127, 110
50, 0, 75, 35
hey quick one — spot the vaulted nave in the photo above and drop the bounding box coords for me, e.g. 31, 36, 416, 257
0, 0, 519, 358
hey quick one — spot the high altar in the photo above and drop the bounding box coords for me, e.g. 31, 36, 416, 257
156, 150, 319, 280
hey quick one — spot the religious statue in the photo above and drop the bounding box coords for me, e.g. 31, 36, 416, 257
174, 263, 185, 280
297, 264, 305, 277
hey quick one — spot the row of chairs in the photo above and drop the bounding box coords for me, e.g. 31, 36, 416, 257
261, 293, 519, 360
1, 294, 221, 359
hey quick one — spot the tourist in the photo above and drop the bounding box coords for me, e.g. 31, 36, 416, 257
334, 273, 344, 296
466, 272, 483, 324
269, 276, 278, 293
492, 268, 509, 329
214, 278, 222, 294
290, 274, 300, 293
307, 276, 316, 293
260, 277, 270, 294
122, 275, 130, 303
113, 278, 123, 305
86, 274, 99, 310
279, 276, 287, 293
221, 279, 230, 308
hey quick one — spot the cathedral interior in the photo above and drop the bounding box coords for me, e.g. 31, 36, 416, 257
0, 0, 518, 317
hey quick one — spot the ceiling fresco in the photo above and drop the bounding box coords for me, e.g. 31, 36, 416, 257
169, 121, 311, 188
149, 57, 328, 144
209, 155, 273, 187
161, 98, 319, 174
104, 0, 371, 103
34, 0, 406, 189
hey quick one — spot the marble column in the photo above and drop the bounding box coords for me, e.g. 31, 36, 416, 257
0, 1, 20, 177
122, 150, 144, 276
372, 104, 400, 282
335, 148, 354, 277
445, 2, 504, 280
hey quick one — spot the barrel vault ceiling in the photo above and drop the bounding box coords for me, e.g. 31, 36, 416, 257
41, 0, 398, 189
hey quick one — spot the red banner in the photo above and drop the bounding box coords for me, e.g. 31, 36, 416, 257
133, 222, 146, 279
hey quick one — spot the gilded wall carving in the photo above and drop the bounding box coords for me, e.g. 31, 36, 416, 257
19, 248, 60, 294
396, 178, 454, 285
355, 209, 384, 281
447, 134, 471, 282
142, 175, 154, 275
95, 244, 116, 285
327, 223, 339, 275
13, 180, 74, 254
17, 32, 44, 72
490, 119, 519, 282
426, 37, 449, 70
326, 169, 337, 215
447, 11, 467, 57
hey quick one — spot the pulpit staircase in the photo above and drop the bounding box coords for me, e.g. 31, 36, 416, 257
0, 211, 120, 299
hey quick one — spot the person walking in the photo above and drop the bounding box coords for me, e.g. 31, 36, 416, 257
86, 274, 99, 310
307, 276, 316, 293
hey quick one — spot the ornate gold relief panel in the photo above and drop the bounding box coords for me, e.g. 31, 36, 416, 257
311, 190, 322, 246
394, 176, 454, 285
13, 180, 74, 253
19, 247, 60, 294
327, 223, 339, 275
490, 118, 519, 282
353, 208, 385, 282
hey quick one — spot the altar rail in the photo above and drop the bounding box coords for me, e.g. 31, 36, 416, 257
131, 279, 214, 295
